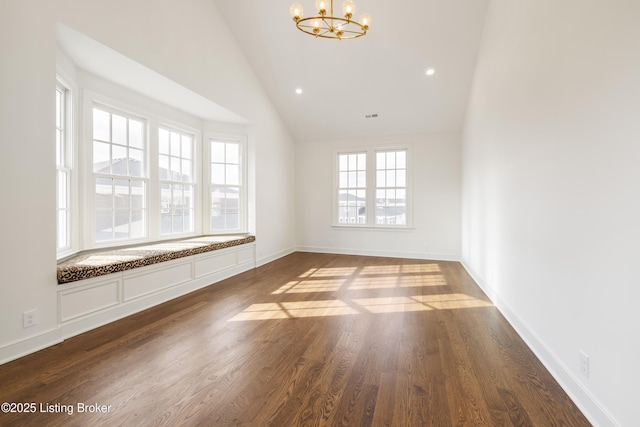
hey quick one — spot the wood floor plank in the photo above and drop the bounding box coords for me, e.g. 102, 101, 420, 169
0, 253, 591, 426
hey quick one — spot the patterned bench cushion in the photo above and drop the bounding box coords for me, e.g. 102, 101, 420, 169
57, 235, 255, 284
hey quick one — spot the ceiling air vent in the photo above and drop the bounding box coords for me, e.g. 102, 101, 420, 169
365, 113, 379, 119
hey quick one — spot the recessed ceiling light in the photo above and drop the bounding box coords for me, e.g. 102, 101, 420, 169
295, 88, 303, 94
426, 68, 435, 76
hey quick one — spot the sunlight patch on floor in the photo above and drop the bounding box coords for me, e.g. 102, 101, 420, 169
272, 279, 346, 294
229, 300, 359, 321
229, 293, 492, 321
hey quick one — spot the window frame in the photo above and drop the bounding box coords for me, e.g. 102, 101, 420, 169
56, 77, 74, 258
158, 124, 198, 237
204, 133, 248, 234
90, 102, 149, 245
333, 145, 412, 229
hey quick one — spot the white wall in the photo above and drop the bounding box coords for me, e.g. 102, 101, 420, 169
462, 1, 640, 426
0, 0, 295, 362
296, 132, 461, 260
0, 0, 59, 361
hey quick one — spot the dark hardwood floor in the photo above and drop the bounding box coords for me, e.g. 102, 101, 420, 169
0, 252, 591, 426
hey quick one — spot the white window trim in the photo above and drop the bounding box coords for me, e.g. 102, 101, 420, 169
332, 144, 413, 229
56, 77, 74, 259
203, 132, 248, 235
82, 90, 205, 250
86, 96, 150, 248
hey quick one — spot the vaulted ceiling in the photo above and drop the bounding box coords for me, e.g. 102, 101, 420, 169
214, 0, 489, 143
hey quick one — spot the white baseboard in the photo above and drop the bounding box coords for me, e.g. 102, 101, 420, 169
460, 260, 619, 427
295, 245, 461, 262
256, 246, 296, 267
0, 328, 62, 365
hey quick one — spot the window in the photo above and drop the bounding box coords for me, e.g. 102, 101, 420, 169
92, 105, 147, 242
337, 152, 367, 224
159, 127, 195, 235
335, 147, 410, 227
375, 150, 407, 225
209, 138, 244, 232
57, 72, 249, 252
56, 80, 72, 254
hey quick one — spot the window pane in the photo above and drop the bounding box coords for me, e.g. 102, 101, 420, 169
93, 108, 110, 141
56, 130, 62, 166
93, 141, 110, 173
211, 186, 240, 231
159, 129, 169, 154
129, 148, 143, 177
114, 210, 130, 239
397, 151, 406, 169
57, 171, 67, 209
376, 152, 385, 170
92, 104, 148, 244
112, 114, 127, 145
348, 171, 356, 188
114, 179, 129, 209
226, 143, 239, 164
182, 159, 192, 182
184, 185, 193, 209
386, 170, 396, 187
170, 132, 181, 156
339, 171, 348, 188
171, 157, 181, 181
182, 136, 192, 159
397, 170, 406, 187
131, 180, 145, 209
172, 210, 183, 233
57, 211, 67, 248
386, 151, 396, 169
339, 154, 348, 171
159, 155, 169, 180
131, 210, 145, 238
376, 170, 385, 187
95, 210, 113, 242
357, 153, 366, 169
112, 145, 127, 174
211, 142, 225, 163
226, 165, 239, 185
212, 165, 224, 184
348, 154, 357, 170
184, 210, 193, 232
129, 119, 143, 149
95, 178, 113, 210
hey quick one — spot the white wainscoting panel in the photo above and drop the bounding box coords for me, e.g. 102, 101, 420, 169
59, 279, 120, 322
124, 260, 192, 302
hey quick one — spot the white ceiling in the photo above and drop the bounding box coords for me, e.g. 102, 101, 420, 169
214, 0, 489, 143
57, 24, 247, 124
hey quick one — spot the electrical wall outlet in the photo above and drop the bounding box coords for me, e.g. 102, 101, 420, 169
23, 309, 38, 328
579, 351, 589, 378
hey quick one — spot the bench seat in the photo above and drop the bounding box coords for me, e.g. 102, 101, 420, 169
57, 235, 255, 284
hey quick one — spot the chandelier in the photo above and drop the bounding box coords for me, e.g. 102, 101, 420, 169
289, 0, 371, 40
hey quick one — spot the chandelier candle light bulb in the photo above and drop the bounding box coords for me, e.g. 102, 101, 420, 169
290, 3, 304, 21
290, 0, 371, 40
